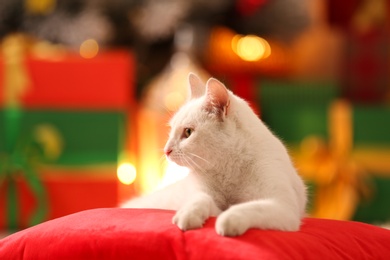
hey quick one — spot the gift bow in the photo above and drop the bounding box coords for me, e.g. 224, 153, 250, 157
296, 100, 370, 220
1, 34, 62, 229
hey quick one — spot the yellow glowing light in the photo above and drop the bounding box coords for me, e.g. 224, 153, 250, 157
25, 0, 55, 15
164, 91, 185, 112
233, 35, 271, 62
117, 163, 137, 185
231, 34, 242, 55
258, 37, 271, 59
79, 39, 99, 59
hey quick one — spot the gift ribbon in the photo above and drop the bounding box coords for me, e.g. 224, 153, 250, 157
0, 131, 49, 228
1, 108, 23, 229
1, 34, 48, 229
293, 98, 390, 220
296, 100, 372, 220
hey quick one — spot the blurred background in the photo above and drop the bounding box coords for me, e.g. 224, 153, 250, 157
0, 0, 389, 231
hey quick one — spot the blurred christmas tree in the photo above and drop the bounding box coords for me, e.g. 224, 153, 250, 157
0, 0, 310, 95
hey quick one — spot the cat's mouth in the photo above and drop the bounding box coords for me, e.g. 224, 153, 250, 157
167, 155, 184, 167
166, 153, 189, 168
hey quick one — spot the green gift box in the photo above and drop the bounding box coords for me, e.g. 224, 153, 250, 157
0, 110, 126, 229
0, 42, 135, 229
1, 110, 126, 166
352, 106, 390, 223
257, 79, 390, 223
258, 79, 338, 144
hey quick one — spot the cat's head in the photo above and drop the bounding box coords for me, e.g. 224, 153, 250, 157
163, 73, 237, 173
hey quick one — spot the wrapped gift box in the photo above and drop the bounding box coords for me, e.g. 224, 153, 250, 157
258, 79, 338, 143
0, 50, 134, 109
352, 106, 390, 223
0, 167, 118, 229
0, 110, 126, 165
0, 49, 135, 229
257, 79, 390, 223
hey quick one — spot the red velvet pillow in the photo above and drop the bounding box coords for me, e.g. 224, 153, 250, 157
1, 208, 390, 259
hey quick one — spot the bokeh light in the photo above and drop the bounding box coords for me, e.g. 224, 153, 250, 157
117, 163, 137, 185
79, 39, 99, 59
232, 34, 271, 62
164, 91, 185, 112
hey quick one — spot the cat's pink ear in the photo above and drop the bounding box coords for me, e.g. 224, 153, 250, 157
204, 78, 230, 118
188, 73, 205, 100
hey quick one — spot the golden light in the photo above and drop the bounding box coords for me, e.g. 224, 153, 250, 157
164, 91, 185, 112
79, 39, 99, 59
117, 163, 137, 185
231, 34, 242, 54
25, 0, 55, 15
258, 37, 271, 59
233, 35, 271, 62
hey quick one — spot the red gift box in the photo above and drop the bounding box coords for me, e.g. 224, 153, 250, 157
0, 49, 137, 229
0, 168, 130, 229
0, 50, 135, 109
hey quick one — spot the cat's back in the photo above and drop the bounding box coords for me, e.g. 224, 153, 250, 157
228, 93, 307, 213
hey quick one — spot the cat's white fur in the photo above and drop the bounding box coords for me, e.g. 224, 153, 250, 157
122, 73, 307, 236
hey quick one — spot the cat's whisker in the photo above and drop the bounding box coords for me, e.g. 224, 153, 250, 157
159, 154, 166, 164
188, 152, 211, 165
121, 73, 307, 236
155, 103, 170, 113
181, 155, 197, 172
159, 156, 170, 170
161, 104, 176, 118
156, 148, 168, 160
184, 154, 207, 175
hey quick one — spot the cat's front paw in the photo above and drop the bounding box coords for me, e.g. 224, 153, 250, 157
215, 210, 249, 237
172, 205, 209, 231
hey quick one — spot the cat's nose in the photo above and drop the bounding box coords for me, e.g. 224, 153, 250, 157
164, 149, 172, 156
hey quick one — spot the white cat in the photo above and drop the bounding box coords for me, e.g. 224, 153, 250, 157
122, 73, 307, 236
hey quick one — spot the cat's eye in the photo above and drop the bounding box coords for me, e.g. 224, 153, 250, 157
183, 128, 193, 138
